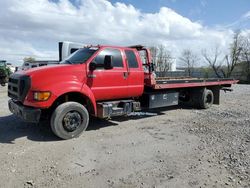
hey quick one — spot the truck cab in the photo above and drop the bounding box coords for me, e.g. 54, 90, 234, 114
85, 46, 144, 100
8, 45, 150, 139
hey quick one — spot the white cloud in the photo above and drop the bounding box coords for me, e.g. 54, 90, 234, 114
0, 38, 57, 64
200, 0, 207, 7
243, 11, 250, 19
0, 0, 246, 65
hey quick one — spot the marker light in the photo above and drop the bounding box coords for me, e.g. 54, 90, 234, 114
34, 91, 51, 101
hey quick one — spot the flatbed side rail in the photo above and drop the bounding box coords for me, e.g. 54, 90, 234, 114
152, 79, 239, 89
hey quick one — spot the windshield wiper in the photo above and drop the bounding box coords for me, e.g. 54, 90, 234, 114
65, 60, 73, 64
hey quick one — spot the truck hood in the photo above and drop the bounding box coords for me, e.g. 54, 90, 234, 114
20, 64, 86, 90
23, 64, 75, 75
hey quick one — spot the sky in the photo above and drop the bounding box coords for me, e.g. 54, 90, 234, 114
110, 0, 250, 26
0, 0, 249, 65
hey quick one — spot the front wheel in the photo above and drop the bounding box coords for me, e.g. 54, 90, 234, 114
0, 78, 6, 86
50, 102, 89, 139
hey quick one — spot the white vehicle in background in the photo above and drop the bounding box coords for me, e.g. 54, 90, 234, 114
6, 63, 16, 73
19, 41, 85, 71
20, 61, 59, 71
59, 41, 85, 61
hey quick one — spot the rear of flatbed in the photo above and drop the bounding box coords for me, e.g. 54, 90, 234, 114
140, 77, 239, 111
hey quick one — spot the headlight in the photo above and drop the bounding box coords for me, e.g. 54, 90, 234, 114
33, 91, 51, 101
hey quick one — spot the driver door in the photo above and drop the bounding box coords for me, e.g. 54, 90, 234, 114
86, 48, 128, 101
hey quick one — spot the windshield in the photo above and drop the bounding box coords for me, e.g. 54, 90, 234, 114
60, 47, 98, 64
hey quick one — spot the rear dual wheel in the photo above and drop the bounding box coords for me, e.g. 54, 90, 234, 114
200, 89, 214, 109
179, 88, 214, 109
50, 102, 89, 140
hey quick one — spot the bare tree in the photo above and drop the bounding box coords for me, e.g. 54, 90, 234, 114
240, 33, 250, 81
150, 45, 173, 77
156, 45, 172, 73
202, 32, 244, 78
23, 57, 36, 63
223, 32, 243, 77
202, 46, 223, 78
179, 49, 198, 77
149, 46, 157, 65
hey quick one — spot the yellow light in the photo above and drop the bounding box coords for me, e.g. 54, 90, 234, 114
34, 91, 51, 101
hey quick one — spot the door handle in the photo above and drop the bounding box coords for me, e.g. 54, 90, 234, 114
87, 74, 96, 78
123, 72, 128, 79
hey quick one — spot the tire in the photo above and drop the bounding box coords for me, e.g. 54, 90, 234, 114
200, 89, 214, 109
0, 78, 5, 86
50, 102, 89, 139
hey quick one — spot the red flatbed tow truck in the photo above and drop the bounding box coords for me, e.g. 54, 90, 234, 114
8, 45, 238, 139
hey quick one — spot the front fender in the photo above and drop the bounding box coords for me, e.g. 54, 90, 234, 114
24, 81, 96, 115
81, 84, 97, 115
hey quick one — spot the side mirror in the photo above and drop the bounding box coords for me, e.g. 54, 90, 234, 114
89, 62, 97, 71
104, 55, 113, 70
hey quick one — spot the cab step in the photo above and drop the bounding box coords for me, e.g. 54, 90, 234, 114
96, 100, 141, 118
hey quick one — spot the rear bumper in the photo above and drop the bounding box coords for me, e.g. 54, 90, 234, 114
8, 99, 41, 123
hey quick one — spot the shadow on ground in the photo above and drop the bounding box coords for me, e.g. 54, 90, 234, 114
0, 115, 58, 144
0, 115, 123, 143
0, 105, 190, 143
0, 115, 119, 144
87, 105, 188, 128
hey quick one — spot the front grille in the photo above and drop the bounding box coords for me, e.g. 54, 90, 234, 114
0, 69, 5, 76
8, 74, 31, 102
8, 77, 19, 100
9, 77, 18, 84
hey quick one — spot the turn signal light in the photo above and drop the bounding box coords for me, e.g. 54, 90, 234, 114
34, 91, 51, 101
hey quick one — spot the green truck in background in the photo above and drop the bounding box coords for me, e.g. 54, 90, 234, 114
0, 60, 11, 86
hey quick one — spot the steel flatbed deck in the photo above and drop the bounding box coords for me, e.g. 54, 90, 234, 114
152, 78, 238, 89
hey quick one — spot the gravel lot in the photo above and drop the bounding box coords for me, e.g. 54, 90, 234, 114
0, 84, 249, 188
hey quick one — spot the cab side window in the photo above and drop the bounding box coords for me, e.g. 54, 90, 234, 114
125, 50, 139, 68
95, 48, 123, 68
